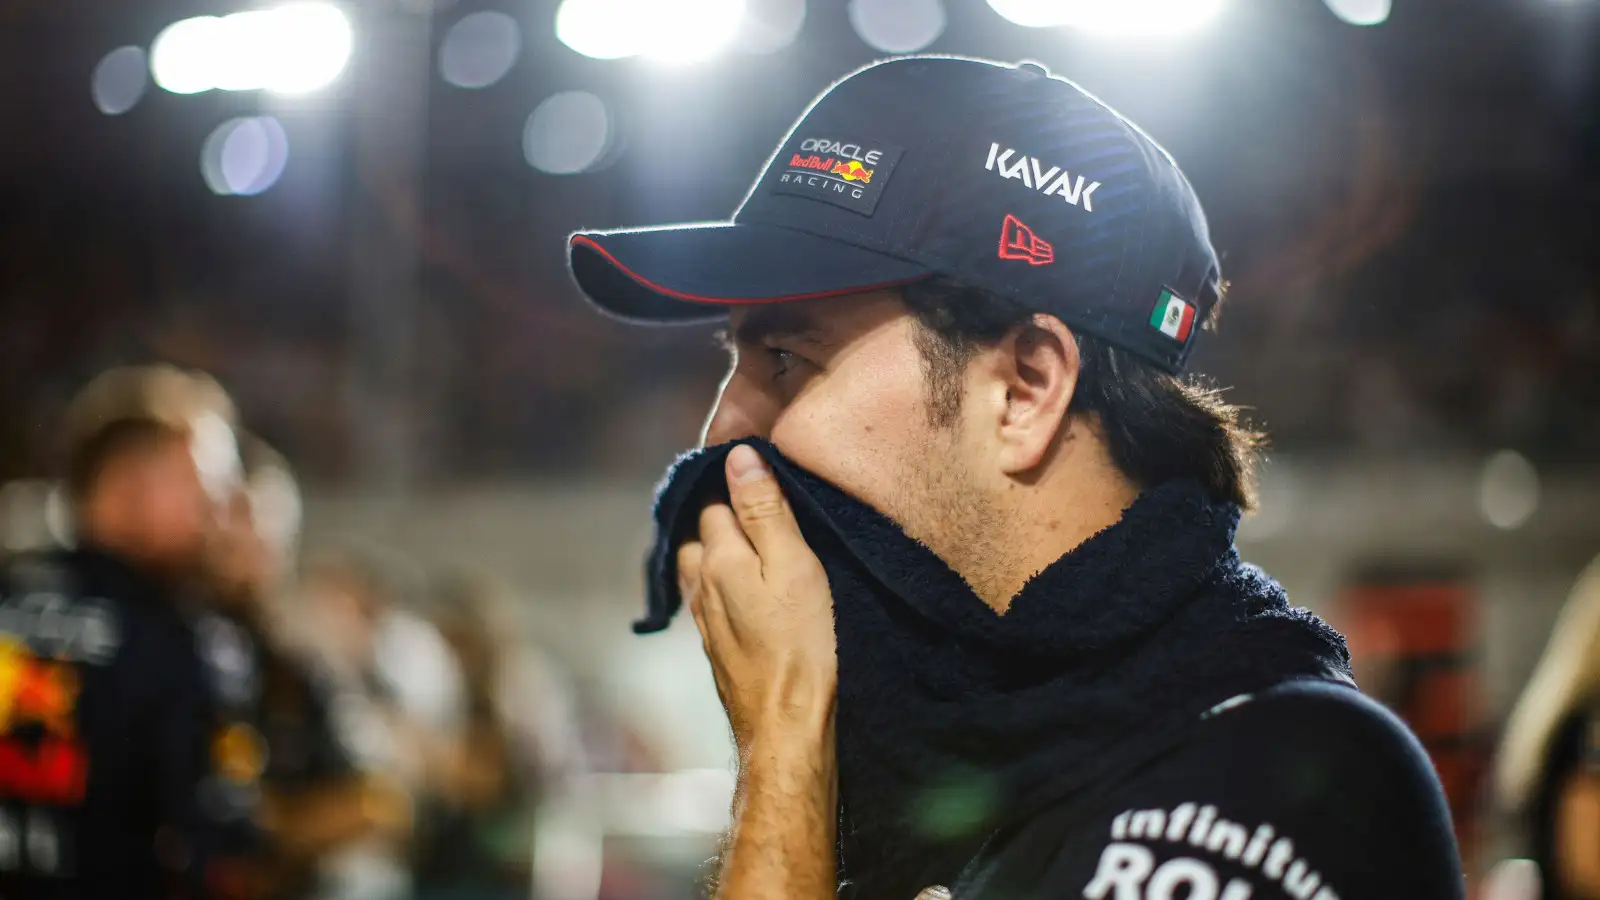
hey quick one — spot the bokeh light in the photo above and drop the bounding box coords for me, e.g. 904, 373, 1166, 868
150, 3, 352, 96
91, 46, 150, 115
1479, 449, 1541, 530
649, 0, 747, 63
201, 116, 291, 196
987, 0, 1229, 37
524, 91, 612, 175
439, 11, 522, 89
736, 0, 807, 55
848, 0, 946, 53
1324, 0, 1392, 26
256, 3, 354, 94
555, 0, 747, 63
986, 0, 1070, 28
151, 16, 225, 95
554, 0, 639, 60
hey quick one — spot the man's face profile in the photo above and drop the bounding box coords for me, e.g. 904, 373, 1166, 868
126, 430, 217, 571
702, 291, 984, 564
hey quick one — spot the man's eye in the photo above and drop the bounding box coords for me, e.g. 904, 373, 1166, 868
766, 347, 800, 378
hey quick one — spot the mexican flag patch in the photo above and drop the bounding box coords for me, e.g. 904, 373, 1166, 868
1150, 289, 1196, 342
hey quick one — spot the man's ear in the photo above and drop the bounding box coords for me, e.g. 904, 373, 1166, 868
990, 315, 1080, 476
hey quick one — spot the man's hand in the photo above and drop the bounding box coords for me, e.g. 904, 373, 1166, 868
677, 444, 839, 900
677, 444, 838, 749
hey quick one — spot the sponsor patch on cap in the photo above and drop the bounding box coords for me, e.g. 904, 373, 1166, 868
768, 136, 904, 216
1150, 289, 1196, 342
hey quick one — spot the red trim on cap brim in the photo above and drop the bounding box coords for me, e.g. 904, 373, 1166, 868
569, 234, 927, 307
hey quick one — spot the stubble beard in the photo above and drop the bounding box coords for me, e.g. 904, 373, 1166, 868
886, 402, 1008, 606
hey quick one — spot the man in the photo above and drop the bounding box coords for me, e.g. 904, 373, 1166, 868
297, 546, 460, 900
206, 436, 411, 899
567, 58, 1465, 898
0, 365, 258, 897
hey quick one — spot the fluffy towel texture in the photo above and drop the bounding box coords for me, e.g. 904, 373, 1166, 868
642, 439, 1353, 897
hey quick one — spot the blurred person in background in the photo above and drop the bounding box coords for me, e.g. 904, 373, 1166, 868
568, 58, 1465, 898
206, 435, 412, 899
298, 545, 466, 900
412, 571, 587, 900
1497, 554, 1600, 899
0, 364, 260, 898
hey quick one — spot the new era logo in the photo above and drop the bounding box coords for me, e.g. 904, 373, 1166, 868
998, 214, 1054, 266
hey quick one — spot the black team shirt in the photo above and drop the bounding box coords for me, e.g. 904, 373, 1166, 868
944, 681, 1465, 899
0, 547, 252, 899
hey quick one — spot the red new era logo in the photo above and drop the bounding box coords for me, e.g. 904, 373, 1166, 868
997, 214, 1054, 266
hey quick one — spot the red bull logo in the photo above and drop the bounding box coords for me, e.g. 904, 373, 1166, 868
831, 160, 873, 183
788, 153, 836, 171
0, 639, 87, 805
0, 640, 79, 737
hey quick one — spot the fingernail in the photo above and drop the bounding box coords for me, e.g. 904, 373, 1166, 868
727, 444, 769, 483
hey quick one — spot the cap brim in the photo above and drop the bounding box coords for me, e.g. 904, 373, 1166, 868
568, 222, 931, 324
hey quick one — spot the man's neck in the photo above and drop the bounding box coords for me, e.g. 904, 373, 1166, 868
75, 520, 185, 589
963, 461, 1140, 615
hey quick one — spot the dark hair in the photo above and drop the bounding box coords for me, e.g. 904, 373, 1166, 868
66, 418, 185, 501
901, 278, 1264, 510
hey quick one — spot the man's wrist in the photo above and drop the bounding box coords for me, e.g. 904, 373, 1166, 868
744, 688, 835, 755
733, 713, 838, 845
739, 713, 836, 804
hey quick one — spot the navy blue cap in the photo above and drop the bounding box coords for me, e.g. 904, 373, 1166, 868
568, 56, 1222, 374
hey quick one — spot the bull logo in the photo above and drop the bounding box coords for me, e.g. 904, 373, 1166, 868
831, 160, 874, 183
0, 639, 79, 737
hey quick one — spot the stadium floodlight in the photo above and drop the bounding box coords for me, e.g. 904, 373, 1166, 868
555, 0, 641, 60
555, 0, 748, 63
987, 0, 1070, 28
987, 0, 1228, 37
1323, 0, 1391, 26
646, 0, 746, 62
150, 3, 353, 96
257, 3, 353, 94
151, 16, 225, 94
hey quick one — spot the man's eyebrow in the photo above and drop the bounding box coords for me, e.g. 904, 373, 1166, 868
730, 305, 836, 351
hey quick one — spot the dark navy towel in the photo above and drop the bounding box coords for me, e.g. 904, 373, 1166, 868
641, 439, 1353, 897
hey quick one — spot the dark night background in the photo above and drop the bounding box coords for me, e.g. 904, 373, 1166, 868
2, 0, 1596, 484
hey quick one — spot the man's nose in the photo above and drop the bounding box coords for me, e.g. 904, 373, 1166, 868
701, 374, 772, 447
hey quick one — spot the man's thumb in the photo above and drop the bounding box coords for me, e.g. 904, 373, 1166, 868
725, 445, 798, 551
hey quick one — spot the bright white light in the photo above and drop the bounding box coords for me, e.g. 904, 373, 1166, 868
555, 0, 747, 63
1323, 0, 1391, 26
849, 0, 945, 53
151, 16, 225, 94
524, 91, 611, 174
737, 0, 806, 54
987, 0, 1069, 27
255, 3, 353, 94
213, 10, 277, 92
440, 11, 522, 88
1478, 449, 1540, 531
201, 116, 291, 196
149, 3, 352, 96
92, 46, 150, 115
555, 0, 639, 59
647, 0, 746, 62
987, 0, 1227, 37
